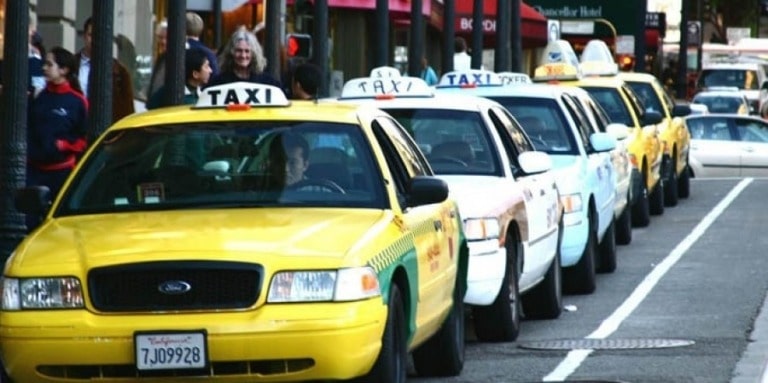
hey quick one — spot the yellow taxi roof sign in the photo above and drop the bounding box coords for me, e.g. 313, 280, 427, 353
580, 39, 619, 77
339, 76, 434, 100
194, 82, 289, 109
370, 66, 403, 78
532, 63, 581, 82
436, 69, 504, 88
533, 40, 582, 82
497, 72, 532, 85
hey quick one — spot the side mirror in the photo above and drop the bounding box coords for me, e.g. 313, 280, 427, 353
605, 123, 629, 140
671, 104, 692, 118
589, 132, 617, 152
407, 176, 449, 207
761, 81, 768, 91
642, 110, 663, 125
517, 151, 552, 175
15, 186, 52, 216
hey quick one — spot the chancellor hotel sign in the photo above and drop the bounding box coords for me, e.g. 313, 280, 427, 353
527, 0, 640, 35
534, 5, 603, 18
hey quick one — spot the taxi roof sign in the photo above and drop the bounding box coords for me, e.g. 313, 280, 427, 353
532, 63, 581, 82
534, 40, 582, 81
194, 82, 289, 109
339, 76, 434, 100
496, 72, 532, 85
370, 66, 402, 79
579, 39, 619, 77
436, 69, 504, 88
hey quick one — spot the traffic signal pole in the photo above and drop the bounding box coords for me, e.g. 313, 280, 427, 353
89, 0, 115, 142
471, 0, 483, 69
264, 0, 283, 81
677, 0, 690, 99
443, 0, 456, 73
313, 0, 330, 97
510, 0, 522, 72
375, 0, 390, 67
408, 0, 425, 77
495, 0, 510, 72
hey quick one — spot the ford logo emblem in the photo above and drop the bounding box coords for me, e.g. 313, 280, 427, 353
158, 280, 192, 295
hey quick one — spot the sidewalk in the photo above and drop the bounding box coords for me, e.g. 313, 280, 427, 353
732, 291, 768, 382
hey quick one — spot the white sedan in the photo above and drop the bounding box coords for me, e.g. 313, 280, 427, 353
686, 114, 768, 177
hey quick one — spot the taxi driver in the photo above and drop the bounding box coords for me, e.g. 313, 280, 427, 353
281, 133, 310, 186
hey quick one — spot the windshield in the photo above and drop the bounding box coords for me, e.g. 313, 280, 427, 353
384, 108, 503, 176
581, 87, 634, 127
691, 94, 745, 114
697, 69, 759, 90
627, 82, 663, 114
488, 96, 579, 155
56, 121, 387, 216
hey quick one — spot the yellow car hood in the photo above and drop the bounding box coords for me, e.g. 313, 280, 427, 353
12, 209, 388, 270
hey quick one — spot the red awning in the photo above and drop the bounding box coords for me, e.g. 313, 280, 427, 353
454, 1, 549, 49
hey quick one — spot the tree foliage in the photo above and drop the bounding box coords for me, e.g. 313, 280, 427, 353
696, 0, 760, 42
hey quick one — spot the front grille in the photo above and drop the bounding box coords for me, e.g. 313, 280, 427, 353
88, 261, 263, 312
37, 359, 315, 379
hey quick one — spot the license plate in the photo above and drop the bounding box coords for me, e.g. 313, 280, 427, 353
134, 331, 208, 371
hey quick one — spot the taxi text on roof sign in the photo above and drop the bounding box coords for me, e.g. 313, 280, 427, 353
339, 76, 434, 100
436, 69, 504, 88
496, 72, 532, 85
194, 82, 290, 109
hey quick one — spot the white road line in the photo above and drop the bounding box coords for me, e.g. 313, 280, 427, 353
543, 178, 753, 382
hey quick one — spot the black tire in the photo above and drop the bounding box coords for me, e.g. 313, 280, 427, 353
413, 277, 465, 376
664, 161, 679, 207
563, 209, 597, 295
597, 218, 617, 273
522, 218, 563, 319
360, 285, 407, 383
615, 193, 632, 245
472, 236, 521, 342
678, 164, 691, 199
631, 178, 651, 228
649, 178, 665, 216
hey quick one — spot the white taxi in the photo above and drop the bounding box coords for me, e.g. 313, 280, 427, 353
334, 74, 563, 342
436, 69, 618, 294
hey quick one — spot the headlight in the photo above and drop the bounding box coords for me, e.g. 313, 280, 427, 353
1, 277, 84, 310
267, 267, 380, 303
560, 193, 583, 214
463, 218, 500, 241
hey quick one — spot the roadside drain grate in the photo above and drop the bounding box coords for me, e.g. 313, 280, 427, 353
518, 338, 695, 350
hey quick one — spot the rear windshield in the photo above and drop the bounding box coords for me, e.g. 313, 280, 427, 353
56, 121, 387, 216
697, 69, 759, 90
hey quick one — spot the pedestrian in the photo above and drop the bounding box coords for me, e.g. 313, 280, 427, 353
27, 46, 89, 230
291, 62, 322, 100
74, 16, 136, 124
453, 37, 472, 71
206, 26, 282, 89
28, 12, 45, 97
145, 19, 168, 100
147, 47, 213, 109
420, 56, 438, 86
186, 12, 219, 78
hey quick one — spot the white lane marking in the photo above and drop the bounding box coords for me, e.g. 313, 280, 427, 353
543, 178, 753, 382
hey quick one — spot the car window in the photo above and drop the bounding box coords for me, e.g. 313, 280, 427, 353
385, 108, 502, 176
562, 94, 594, 151
627, 81, 663, 114
490, 106, 535, 154
691, 95, 743, 114
375, 116, 432, 177
697, 69, 759, 90
736, 119, 768, 143
489, 96, 579, 155
57, 121, 387, 216
687, 117, 733, 141
582, 87, 634, 127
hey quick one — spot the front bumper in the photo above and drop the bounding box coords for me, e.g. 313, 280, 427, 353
0, 299, 387, 382
464, 240, 505, 306
560, 211, 589, 267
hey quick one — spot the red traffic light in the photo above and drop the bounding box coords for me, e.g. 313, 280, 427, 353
286, 33, 312, 58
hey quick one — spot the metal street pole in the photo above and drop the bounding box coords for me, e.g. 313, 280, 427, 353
696, 0, 703, 72
213, 0, 223, 49
409, 0, 425, 77
510, 0, 522, 72
88, 0, 115, 142
313, 0, 330, 97
165, 0, 186, 106
677, 0, 690, 99
375, 0, 390, 67
635, 0, 648, 72
264, 0, 282, 80
495, 0, 511, 72
443, 0, 456, 73
0, 0, 30, 259
471, 0, 483, 69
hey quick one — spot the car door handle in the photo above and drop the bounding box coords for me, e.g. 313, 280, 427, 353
743, 146, 755, 152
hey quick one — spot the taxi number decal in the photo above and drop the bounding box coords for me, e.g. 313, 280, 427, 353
205, 87, 272, 105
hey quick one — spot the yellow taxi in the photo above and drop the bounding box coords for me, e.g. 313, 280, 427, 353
1, 82, 467, 382
533, 40, 665, 227
619, 71, 693, 205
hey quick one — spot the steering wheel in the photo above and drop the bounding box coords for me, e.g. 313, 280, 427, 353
288, 179, 346, 194
430, 157, 468, 167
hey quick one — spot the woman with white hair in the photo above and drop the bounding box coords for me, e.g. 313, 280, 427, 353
206, 26, 281, 89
